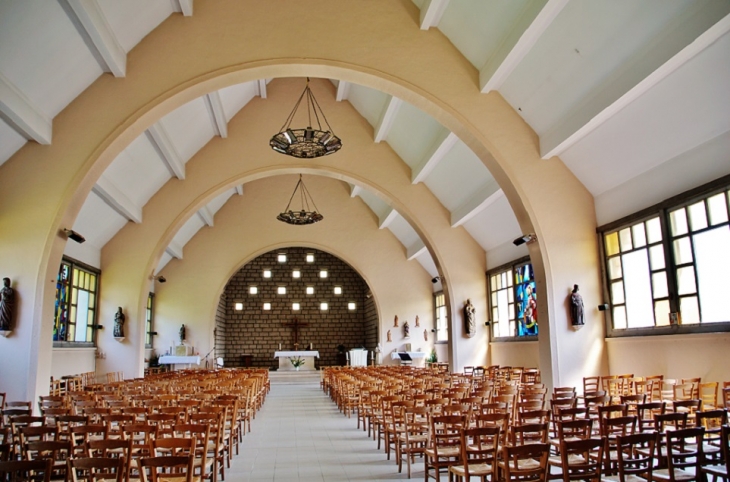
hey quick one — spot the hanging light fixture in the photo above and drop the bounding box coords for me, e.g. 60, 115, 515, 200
269, 78, 342, 158
277, 175, 324, 225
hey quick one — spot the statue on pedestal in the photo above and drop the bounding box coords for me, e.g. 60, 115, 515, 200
113, 307, 125, 338
393, 315, 398, 327
570, 285, 585, 326
403, 320, 410, 338
464, 299, 476, 338
179, 324, 186, 344
0, 278, 15, 332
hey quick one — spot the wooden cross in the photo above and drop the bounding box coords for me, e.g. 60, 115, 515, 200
283, 317, 309, 351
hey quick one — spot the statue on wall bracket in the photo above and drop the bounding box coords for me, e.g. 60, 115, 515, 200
464, 299, 476, 338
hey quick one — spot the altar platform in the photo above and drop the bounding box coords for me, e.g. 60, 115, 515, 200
274, 350, 319, 371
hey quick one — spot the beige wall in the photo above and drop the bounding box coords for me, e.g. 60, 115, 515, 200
51, 348, 95, 381
0, 0, 605, 400
606, 333, 730, 384
490, 341, 540, 370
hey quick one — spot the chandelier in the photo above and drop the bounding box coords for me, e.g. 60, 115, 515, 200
277, 175, 324, 225
269, 78, 342, 158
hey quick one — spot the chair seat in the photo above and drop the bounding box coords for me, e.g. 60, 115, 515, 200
425, 446, 460, 458
398, 433, 428, 443
548, 453, 586, 467
651, 468, 695, 482
702, 464, 728, 478
603, 475, 649, 482
450, 462, 493, 476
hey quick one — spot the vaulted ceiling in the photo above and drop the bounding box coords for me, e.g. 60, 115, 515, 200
1, 0, 729, 283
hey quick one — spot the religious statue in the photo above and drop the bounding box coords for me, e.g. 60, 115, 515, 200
415, 315, 419, 327
403, 320, 410, 338
464, 299, 476, 338
423, 329, 428, 341
179, 324, 186, 344
0, 277, 15, 332
386, 330, 392, 342
570, 284, 585, 326
393, 315, 398, 327
113, 307, 125, 338
375, 344, 382, 365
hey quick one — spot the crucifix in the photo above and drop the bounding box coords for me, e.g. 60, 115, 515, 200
283, 317, 309, 351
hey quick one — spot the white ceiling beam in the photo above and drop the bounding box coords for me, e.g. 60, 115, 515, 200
336, 81, 350, 101
59, 0, 126, 77
350, 184, 362, 198
0, 72, 52, 144
420, 0, 450, 30
235, 185, 244, 196
175, 0, 193, 16
204, 91, 228, 138
92, 174, 142, 223
378, 209, 399, 230
540, 11, 730, 159
166, 240, 184, 260
373, 96, 402, 143
147, 123, 185, 180
256, 79, 267, 99
198, 206, 214, 227
411, 131, 458, 184
407, 239, 427, 260
479, 0, 568, 93
451, 182, 503, 228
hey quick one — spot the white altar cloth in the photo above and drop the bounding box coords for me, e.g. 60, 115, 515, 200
159, 355, 201, 369
349, 349, 368, 367
274, 351, 319, 371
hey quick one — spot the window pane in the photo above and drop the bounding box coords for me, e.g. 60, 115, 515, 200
673, 237, 693, 265
605, 232, 619, 256
491, 292, 497, 305
670, 208, 688, 236
654, 300, 670, 326
619, 228, 633, 252
497, 289, 510, 337
613, 306, 627, 329
693, 226, 730, 323
632, 224, 647, 248
501, 272, 507, 288
611, 281, 625, 305
74, 290, 90, 342
676, 266, 697, 295
680, 296, 700, 325
491, 275, 497, 289
495, 275, 502, 290
687, 201, 708, 232
707, 193, 728, 225
622, 250, 654, 328
649, 245, 665, 270
652, 272, 668, 298
646, 217, 662, 244
492, 307, 498, 322
608, 257, 622, 280
509, 303, 515, 321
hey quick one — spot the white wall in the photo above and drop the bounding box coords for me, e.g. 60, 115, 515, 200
51, 347, 96, 380
606, 333, 730, 384
489, 340, 540, 369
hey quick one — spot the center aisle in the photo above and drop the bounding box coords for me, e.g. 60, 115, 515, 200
227, 371, 412, 481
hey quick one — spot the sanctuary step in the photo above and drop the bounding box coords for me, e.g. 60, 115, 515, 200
268, 370, 321, 385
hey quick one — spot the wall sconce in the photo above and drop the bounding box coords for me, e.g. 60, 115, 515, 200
62, 229, 86, 244
431, 276, 441, 284
148, 331, 158, 336
484, 321, 491, 326
597, 304, 609, 312
150, 275, 166, 283
90, 324, 104, 330
513, 234, 537, 246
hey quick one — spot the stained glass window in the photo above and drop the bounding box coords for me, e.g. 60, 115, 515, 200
489, 258, 537, 339
514, 262, 538, 337
53, 258, 99, 344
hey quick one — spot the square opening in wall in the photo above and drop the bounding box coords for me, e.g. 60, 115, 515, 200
306, 286, 314, 295
306, 253, 315, 263
292, 270, 301, 279
320, 302, 328, 311
277, 254, 287, 263
249, 286, 258, 295
333, 286, 342, 295
277, 286, 287, 295
319, 270, 328, 278
348, 302, 356, 311
263, 302, 271, 310
234, 302, 243, 311
292, 302, 300, 311
263, 270, 272, 278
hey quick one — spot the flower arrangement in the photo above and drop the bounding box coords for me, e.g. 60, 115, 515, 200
289, 356, 306, 368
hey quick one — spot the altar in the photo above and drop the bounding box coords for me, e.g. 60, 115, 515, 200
158, 355, 201, 370
274, 350, 319, 371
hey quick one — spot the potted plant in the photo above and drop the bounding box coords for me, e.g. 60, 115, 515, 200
289, 356, 305, 371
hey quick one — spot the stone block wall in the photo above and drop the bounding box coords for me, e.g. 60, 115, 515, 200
219, 247, 374, 368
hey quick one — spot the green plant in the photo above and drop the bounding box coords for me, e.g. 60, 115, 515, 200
426, 348, 437, 364
289, 356, 306, 368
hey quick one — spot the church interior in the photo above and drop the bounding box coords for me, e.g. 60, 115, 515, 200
1, 0, 729, 413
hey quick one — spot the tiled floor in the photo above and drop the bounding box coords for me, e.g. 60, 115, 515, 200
227, 372, 425, 481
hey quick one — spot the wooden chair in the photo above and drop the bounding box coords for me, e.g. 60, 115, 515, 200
174, 424, 213, 482
699, 382, 719, 410
24, 440, 72, 481
583, 377, 600, 396
603, 432, 657, 482
425, 414, 465, 482
500, 443, 550, 482
511, 422, 550, 446
695, 410, 727, 463
87, 438, 132, 482
68, 457, 126, 482
0, 458, 53, 482
138, 455, 194, 482
637, 402, 666, 433
650, 427, 704, 482
449, 426, 500, 482
547, 419, 593, 480
560, 438, 604, 482
396, 406, 429, 478
701, 424, 729, 482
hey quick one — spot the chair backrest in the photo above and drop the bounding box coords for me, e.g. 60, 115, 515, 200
510, 422, 549, 445
459, 426, 500, 479
560, 438, 604, 482
502, 443, 550, 482
556, 419, 593, 441
614, 432, 657, 482
25, 440, 72, 481
429, 415, 465, 456
68, 457, 125, 482
665, 427, 705, 481
636, 402, 666, 432
139, 455, 194, 482
0, 459, 53, 481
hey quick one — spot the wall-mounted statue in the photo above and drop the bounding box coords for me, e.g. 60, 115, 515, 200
386, 330, 392, 342
423, 329, 428, 341
570, 284, 585, 326
0, 278, 15, 332
113, 307, 125, 337
464, 298, 476, 338
403, 320, 410, 338
415, 315, 419, 327
179, 324, 186, 344
393, 315, 399, 327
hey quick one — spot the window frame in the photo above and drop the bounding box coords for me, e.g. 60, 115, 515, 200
487, 256, 538, 342
433, 291, 448, 344
145, 292, 155, 348
53, 257, 100, 348
599, 174, 730, 338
